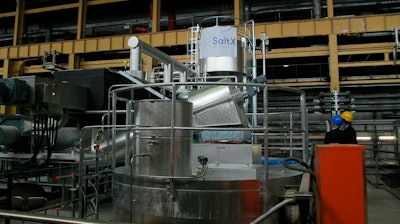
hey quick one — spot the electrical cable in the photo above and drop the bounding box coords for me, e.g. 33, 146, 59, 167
282, 156, 315, 177
283, 155, 317, 223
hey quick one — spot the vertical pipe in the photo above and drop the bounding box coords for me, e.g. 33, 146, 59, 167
169, 63, 174, 83
261, 32, 267, 75
111, 91, 117, 171
394, 28, 399, 65
178, 71, 188, 93
289, 112, 293, 157
241, 37, 249, 112
300, 93, 309, 162
262, 85, 270, 213
125, 101, 132, 166
169, 84, 176, 176
243, 0, 250, 22
95, 147, 99, 220
71, 169, 76, 218
130, 44, 141, 71
78, 143, 84, 218
163, 64, 170, 83
251, 20, 258, 144
5, 174, 11, 224
312, 0, 322, 19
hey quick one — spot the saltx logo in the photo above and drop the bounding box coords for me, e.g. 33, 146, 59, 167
212, 37, 236, 46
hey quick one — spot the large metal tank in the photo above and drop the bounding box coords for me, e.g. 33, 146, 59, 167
112, 163, 302, 224
112, 100, 303, 223
132, 99, 193, 177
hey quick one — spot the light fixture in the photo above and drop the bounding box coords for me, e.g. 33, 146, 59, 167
357, 136, 371, 141
378, 136, 396, 141
282, 64, 289, 68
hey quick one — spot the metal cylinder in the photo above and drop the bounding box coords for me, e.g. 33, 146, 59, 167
113, 166, 263, 224
132, 99, 193, 177
112, 164, 302, 224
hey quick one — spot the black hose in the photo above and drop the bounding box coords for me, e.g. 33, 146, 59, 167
282, 156, 315, 177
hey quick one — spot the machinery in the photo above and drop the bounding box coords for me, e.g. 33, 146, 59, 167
0, 17, 312, 223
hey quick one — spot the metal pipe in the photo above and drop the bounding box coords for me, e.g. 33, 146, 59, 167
250, 19, 258, 144
129, 40, 141, 71
251, 197, 296, 224
261, 32, 267, 75
312, 0, 322, 19
78, 141, 84, 218
300, 93, 309, 162
114, 70, 167, 99
354, 100, 400, 105
0, 209, 124, 224
169, 86, 177, 176
262, 85, 270, 214
128, 36, 196, 77
395, 28, 399, 64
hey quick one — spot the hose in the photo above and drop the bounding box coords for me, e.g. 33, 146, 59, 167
250, 198, 296, 224
283, 156, 315, 177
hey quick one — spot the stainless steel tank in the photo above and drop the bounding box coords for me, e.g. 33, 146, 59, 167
112, 100, 303, 223
132, 99, 193, 177
112, 164, 302, 224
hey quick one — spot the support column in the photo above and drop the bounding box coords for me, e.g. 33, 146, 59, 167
328, 34, 340, 92
327, 0, 339, 92
68, 54, 80, 70
13, 0, 25, 46
151, 0, 161, 32
234, 0, 243, 25
327, 0, 334, 18
77, 0, 88, 40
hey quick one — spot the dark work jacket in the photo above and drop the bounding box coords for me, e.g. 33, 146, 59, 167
324, 128, 344, 144
341, 125, 358, 144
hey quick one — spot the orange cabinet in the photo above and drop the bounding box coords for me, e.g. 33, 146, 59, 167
315, 144, 367, 224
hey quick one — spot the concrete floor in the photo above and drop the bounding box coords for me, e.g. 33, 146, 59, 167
367, 182, 400, 224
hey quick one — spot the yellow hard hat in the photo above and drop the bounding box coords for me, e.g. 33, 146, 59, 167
341, 111, 353, 122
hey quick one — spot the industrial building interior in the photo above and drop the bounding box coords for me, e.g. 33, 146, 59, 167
0, 0, 399, 223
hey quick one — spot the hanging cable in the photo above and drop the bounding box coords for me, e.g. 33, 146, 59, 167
282, 156, 315, 177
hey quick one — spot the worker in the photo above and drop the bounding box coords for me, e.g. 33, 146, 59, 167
341, 111, 358, 144
324, 114, 344, 144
